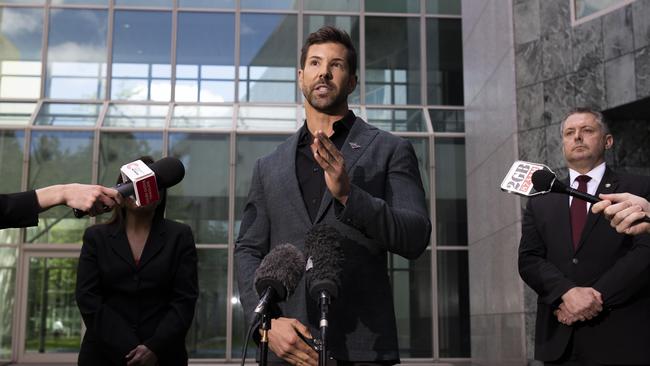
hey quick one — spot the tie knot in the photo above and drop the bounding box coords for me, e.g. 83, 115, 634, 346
576, 175, 591, 184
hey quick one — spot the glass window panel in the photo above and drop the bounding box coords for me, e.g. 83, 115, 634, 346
234, 135, 290, 236
427, 18, 463, 106
103, 104, 168, 128
26, 131, 93, 243
437, 250, 470, 357
575, 0, 626, 18
0, 8, 43, 98
178, 0, 234, 8
1, 0, 44, 3
0, 102, 36, 125
304, 0, 359, 11
366, 17, 421, 105
239, 14, 297, 103
171, 105, 232, 129
366, 108, 427, 132
115, 0, 171, 6
25, 257, 82, 353
303, 15, 360, 104
176, 12, 235, 102
34, 103, 101, 127
0, 130, 24, 244
111, 11, 172, 101
0, 247, 16, 359
435, 137, 467, 246
240, 0, 296, 10
167, 134, 229, 244
366, 0, 419, 13
185, 249, 228, 357
98, 132, 163, 188
237, 105, 298, 131
51, 0, 108, 4
426, 0, 461, 14
429, 109, 464, 132
389, 250, 432, 357
46, 9, 108, 100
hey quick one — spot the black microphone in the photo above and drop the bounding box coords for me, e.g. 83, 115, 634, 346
304, 223, 344, 301
253, 243, 305, 320
73, 156, 185, 218
532, 170, 599, 204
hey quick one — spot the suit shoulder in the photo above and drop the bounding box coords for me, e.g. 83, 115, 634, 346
614, 171, 650, 192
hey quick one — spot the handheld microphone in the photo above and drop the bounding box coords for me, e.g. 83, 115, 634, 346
253, 243, 305, 320
304, 223, 344, 301
500, 160, 551, 197
73, 156, 185, 218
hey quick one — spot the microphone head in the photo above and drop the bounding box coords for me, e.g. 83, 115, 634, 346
149, 157, 185, 189
532, 169, 567, 194
304, 223, 344, 300
254, 244, 305, 301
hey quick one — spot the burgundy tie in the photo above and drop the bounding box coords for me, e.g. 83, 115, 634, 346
570, 175, 592, 250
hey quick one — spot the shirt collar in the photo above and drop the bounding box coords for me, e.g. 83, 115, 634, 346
569, 162, 606, 186
298, 110, 356, 145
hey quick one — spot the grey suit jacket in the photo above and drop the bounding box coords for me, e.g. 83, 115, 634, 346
234, 116, 431, 362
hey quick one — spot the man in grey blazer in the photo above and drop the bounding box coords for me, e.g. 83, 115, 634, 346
235, 26, 431, 366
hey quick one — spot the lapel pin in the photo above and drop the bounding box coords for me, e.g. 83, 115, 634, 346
349, 142, 361, 149
605, 183, 611, 188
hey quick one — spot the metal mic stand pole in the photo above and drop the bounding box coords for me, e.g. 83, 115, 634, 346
259, 313, 271, 366
319, 291, 330, 366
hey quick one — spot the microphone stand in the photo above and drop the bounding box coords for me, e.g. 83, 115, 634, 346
318, 291, 330, 366
259, 313, 271, 366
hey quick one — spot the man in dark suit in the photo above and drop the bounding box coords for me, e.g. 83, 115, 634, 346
0, 184, 121, 229
235, 26, 431, 366
519, 107, 650, 365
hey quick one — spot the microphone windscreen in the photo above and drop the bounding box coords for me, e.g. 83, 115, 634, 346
149, 157, 185, 189
304, 223, 344, 298
532, 170, 556, 192
254, 244, 305, 301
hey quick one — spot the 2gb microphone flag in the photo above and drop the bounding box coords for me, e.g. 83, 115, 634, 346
500, 160, 550, 197
120, 160, 160, 206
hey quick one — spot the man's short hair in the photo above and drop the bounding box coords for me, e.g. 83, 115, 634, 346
560, 107, 610, 135
300, 26, 357, 76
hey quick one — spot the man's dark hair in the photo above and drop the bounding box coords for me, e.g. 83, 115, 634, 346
300, 26, 357, 76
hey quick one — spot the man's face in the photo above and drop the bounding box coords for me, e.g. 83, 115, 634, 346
561, 112, 613, 171
298, 42, 357, 113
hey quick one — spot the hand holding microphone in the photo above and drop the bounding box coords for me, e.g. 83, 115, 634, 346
592, 193, 650, 235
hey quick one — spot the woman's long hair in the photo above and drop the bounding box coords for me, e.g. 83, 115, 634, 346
105, 156, 167, 227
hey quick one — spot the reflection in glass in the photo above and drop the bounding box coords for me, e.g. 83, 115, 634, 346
427, 19, 463, 106
179, 0, 234, 8
98, 132, 163, 188
186, 249, 228, 357
103, 104, 168, 128
426, 0, 461, 14
51, 0, 107, 4
0, 130, 24, 244
111, 11, 172, 101
437, 250, 470, 357
435, 138, 467, 246
366, 17, 420, 105
239, 14, 297, 103
176, 12, 235, 102
238, 106, 297, 131
0, 248, 16, 359
25, 257, 82, 353
0, 8, 43, 98
575, 0, 625, 18
171, 105, 232, 129
241, 0, 296, 10
429, 109, 464, 132
234, 135, 290, 236
167, 133, 229, 244
115, 0, 171, 6
27, 131, 93, 243
303, 15, 360, 104
366, 0, 419, 13
390, 250, 432, 357
46, 9, 108, 100
366, 108, 426, 132
304, 0, 359, 11
0, 102, 35, 125
34, 103, 101, 126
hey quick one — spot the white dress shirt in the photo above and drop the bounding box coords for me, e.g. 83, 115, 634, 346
568, 162, 606, 211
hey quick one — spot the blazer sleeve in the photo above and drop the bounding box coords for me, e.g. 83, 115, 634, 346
75, 228, 140, 357
143, 225, 198, 356
334, 138, 431, 259
234, 159, 271, 328
518, 198, 576, 305
0, 190, 40, 229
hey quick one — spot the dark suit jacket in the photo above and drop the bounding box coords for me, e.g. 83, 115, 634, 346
76, 218, 198, 366
519, 168, 650, 364
234, 117, 432, 362
0, 190, 39, 229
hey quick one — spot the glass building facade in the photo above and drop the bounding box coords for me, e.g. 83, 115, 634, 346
0, 0, 467, 363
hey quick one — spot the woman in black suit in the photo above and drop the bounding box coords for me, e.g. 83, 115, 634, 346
75, 157, 198, 366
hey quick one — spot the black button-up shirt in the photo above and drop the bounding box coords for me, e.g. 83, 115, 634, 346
296, 110, 356, 223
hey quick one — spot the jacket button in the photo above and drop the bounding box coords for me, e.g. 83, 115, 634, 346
572, 258, 579, 264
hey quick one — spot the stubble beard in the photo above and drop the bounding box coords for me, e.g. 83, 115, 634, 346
302, 84, 349, 114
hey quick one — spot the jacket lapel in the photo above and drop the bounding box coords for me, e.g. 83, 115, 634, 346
277, 133, 312, 227
109, 224, 136, 269
575, 168, 618, 252
313, 118, 379, 223
138, 219, 167, 269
